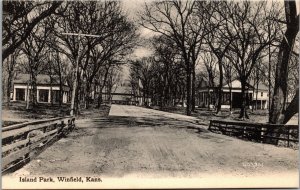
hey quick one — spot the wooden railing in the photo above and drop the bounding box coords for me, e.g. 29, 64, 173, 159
209, 120, 298, 148
2, 116, 75, 173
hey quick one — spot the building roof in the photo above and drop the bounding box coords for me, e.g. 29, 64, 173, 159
199, 78, 268, 91
14, 74, 61, 85
102, 86, 134, 95
200, 79, 253, 89
114, 86, 133, 94
248, 80, 269, 91
223, 79, 253, 89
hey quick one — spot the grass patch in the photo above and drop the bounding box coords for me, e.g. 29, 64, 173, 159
76, 105, 111, 119
151, 106, 271, 124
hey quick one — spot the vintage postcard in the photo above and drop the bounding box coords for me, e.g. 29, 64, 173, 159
2, 0, 299, 189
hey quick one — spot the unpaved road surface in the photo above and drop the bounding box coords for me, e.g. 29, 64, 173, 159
4, 105, 299, 188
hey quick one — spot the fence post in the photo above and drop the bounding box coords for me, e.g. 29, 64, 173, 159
259, 125, 262, 143
57, 120, 64, 136
208, 120, 297, 148
225, 123, 228, 135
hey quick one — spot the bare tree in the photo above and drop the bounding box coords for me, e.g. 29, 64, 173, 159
95, 64, 111, 108
200, 52, 218, 110
82, 20, 137, 108
105, 66, 123, 104
222, 57, 236, 112
130, 58, 155, 106
3, 48, 22, 107
218, 1, 282, 119
270, 1, 299, 124
249, 57, 265, 111
21, 20, 53, 108
203, 3, 235, 114
51, 51, 71, 107
141, 1, 198, 115
54, 1, 136, 113
151, 36, 181, 108
3, 1, 62, 61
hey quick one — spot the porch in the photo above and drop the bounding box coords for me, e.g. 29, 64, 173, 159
13, 84, 69, 104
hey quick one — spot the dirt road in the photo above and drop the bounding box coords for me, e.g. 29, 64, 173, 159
4, 105, 298, 188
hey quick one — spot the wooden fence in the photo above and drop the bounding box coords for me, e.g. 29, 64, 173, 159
2, 116, 75, 173
209, 120, 298, 148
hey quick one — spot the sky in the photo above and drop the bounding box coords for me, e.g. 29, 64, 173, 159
119, 0, 300, 78
121, 0, 156, 59
121, 0, 300, 59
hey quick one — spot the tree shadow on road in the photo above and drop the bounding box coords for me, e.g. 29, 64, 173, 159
87, 115, 210, 135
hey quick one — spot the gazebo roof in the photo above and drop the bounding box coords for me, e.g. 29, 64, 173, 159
223, 79, 254, 89
199, 78, 255, 90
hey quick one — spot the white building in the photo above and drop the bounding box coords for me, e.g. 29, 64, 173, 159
12, 74, 70, 104
197, 79, 268, 110
251, 83, 269, 110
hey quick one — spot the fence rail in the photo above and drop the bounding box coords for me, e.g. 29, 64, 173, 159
2, 116, 75, 173
208, 120, 298, 148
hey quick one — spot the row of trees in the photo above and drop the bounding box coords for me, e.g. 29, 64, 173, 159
3, 1, 137, 114
130, 36, 186, 108
131, 0, 299, 124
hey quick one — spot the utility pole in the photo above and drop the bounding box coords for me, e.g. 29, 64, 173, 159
61, 32, 102, 116
70, 47, 80, 116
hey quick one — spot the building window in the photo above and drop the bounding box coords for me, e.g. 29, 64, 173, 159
53, 90, 60, 103
16, 88, 25, 101
222, 92, 230, 105
261, 92, 263, 97
39, 89, 49, 102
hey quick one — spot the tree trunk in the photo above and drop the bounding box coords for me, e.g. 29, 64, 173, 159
256, 80, 259, 110
229, 86, 232, 113
97, 86, 102, 108
216, 60, 223, 114
191, 63, 196, 112
57, 52, 63, 107
143, 85, 146, 106
6, 71, 13, 107
97, 85, 104, 108
75, 71, 82, 115
239, 77, 249, 119
97, 80, 104, 108
182, 86, 186, 107
85, 79, 92, 109
50, 75, 53, 106
97, 92, 103, 108
186, 70, 192, 116
282, 89, 299, 124
93, 81, 97, 105
31, 72, 38, 108
159, 85, 163, 110
58, 75, 63, 107
6, 54, 14, 107
268, 36, 272, 114
70, 56, 79, 116
207, 90, 211, 111
270, 1, 299, 124
26, 81, 30, 110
